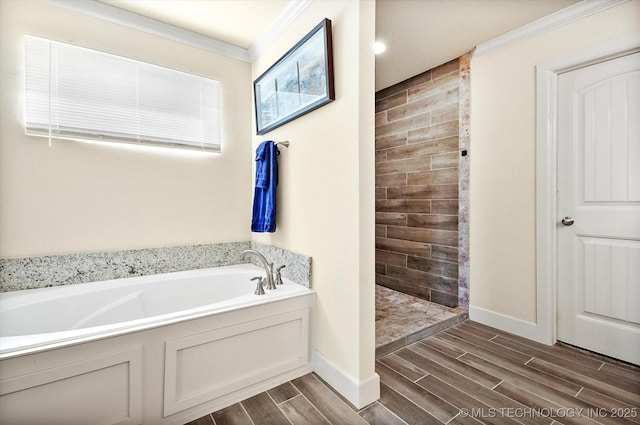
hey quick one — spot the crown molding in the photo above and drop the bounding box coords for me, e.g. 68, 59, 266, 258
248, 0, 314, 62
41, 0, 251, 62
474, 0, 630, 58
41, 0, 314, 64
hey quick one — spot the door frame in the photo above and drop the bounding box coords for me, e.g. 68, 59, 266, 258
535, 33, 640, 346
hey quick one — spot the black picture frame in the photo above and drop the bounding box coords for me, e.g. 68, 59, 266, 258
254, 18, 335, 135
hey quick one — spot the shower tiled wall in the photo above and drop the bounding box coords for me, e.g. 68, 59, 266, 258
375, 59, 461, 307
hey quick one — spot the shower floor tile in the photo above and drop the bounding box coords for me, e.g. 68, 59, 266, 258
375, 284, 467, 358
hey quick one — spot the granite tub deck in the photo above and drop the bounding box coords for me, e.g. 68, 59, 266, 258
375, 285, 467, 358
0, 241, 311, 292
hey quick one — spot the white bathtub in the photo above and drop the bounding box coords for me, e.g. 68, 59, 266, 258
0, 264, 314, 424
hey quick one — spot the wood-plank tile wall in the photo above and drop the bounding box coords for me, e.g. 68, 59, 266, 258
375, 59, 460, 307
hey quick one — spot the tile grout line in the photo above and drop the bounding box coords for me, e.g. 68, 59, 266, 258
413, 372, 429, 383
491, 380, 504, 390
380, 402, 411, 425
238, 400, 258, 425
360, 402, 410, 425
406, 343, 475, 383
445, 413, 461, 424
275, 393, 303, 406
381, 378, 446, 424
289, 380, 335, 425
265, 390, 295, 425
378, 353, 430, 383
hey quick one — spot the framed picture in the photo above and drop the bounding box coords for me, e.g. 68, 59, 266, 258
254, 18, 335, 135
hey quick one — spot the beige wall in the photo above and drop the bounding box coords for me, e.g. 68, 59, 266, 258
0, 0, 377, 402
0, 0, 253, 258
470, 1, 640, 322
251, 1, 377, 384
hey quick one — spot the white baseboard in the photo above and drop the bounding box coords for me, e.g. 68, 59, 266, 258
469, 305, 542, 343
313, 351, 380, 409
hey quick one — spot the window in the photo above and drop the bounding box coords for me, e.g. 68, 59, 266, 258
24, 35, 221, 152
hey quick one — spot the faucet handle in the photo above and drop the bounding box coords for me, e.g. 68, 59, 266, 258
274, 265, 286, 285
250, 276, 266, 295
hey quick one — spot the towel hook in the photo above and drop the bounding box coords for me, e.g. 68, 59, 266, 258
275, 141, 289, 148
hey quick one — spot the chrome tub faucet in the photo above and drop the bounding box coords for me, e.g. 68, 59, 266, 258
240, 249, 276, 291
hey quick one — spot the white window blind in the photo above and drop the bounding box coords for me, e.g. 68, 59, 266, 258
24, 35, 221, 152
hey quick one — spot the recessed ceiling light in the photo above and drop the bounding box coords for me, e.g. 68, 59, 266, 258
373, 41, 386, 55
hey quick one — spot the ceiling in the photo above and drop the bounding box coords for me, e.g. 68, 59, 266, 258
98, 0, 580, 91
375, 0, 579, 89
99, 0, 291, 50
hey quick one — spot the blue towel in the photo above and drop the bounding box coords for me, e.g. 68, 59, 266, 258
251, 141, 279, 232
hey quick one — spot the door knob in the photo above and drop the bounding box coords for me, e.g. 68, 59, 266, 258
561, 217, 574, 226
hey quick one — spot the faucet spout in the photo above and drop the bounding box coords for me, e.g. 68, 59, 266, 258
240, 249, 275, 290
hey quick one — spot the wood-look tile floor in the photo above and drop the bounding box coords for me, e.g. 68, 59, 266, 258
187, 321, 640, 425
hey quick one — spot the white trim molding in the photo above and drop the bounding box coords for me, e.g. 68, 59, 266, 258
535, 32, 640, 345
474, 0, 629, 58
313, 351, 380, 409
41, 0, 313, 64
248, 0, 314, 62
42, 0, 250, 61
469, 305, 538, 341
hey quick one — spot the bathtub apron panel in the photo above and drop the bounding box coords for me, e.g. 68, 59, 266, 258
0, 265, 314, 425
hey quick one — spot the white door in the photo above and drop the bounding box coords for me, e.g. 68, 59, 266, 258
557, 51, 640, 365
